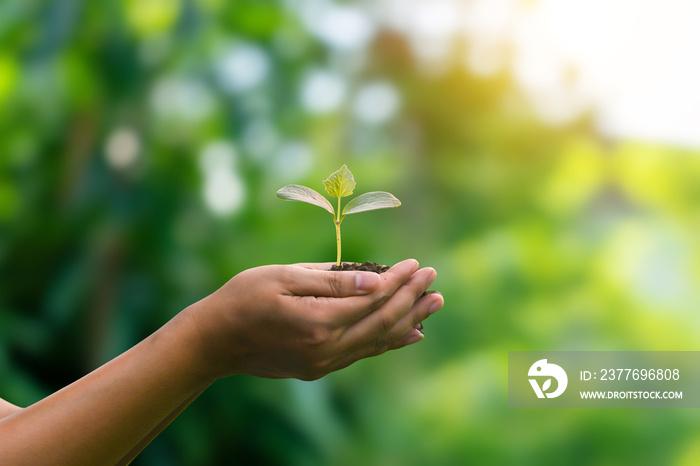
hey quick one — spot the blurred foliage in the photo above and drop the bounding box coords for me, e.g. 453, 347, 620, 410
2, 0, 700, 465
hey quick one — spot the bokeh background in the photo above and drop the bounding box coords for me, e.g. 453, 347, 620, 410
2, 0, 700, 464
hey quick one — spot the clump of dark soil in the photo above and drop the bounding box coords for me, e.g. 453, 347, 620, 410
330, 261, 390, 273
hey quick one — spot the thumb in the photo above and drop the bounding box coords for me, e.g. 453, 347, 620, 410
285, 266, 380, 297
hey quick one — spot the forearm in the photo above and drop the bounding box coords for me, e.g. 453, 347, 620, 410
0, 311, 214, 465
117, 385, 208, 465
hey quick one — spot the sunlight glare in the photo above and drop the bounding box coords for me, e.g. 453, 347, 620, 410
506, 0, 700, 146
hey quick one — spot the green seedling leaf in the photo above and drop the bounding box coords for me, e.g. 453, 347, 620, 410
342, 191, 401, 216
277, 164, 400, 267
323, 164, 356, 198
277, 184, 335, 215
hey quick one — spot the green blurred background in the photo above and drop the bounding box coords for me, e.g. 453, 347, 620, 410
2, 0, 700, 464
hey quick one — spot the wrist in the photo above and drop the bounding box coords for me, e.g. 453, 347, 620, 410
179, 296, 246, 381
170, 305, 221, 385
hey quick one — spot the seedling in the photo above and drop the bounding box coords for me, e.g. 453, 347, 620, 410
277, 164, 401, 267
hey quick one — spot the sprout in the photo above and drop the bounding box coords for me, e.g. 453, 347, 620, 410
277, 164, 401, 267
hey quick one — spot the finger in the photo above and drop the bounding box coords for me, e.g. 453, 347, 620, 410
338, 291, 441, 365
289, 259, 419, 328
336, 322, 427, 370
385, 291, 443, 347
292, 262, 337, 270
318, 258, 420, 325
340, 266, 436, 349
389, 328, 425, 350
282, 265, 381, 298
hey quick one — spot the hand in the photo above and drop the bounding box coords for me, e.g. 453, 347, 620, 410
184, 259, 443, 381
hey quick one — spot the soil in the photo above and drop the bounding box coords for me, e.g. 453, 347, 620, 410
330, 261, 390, 273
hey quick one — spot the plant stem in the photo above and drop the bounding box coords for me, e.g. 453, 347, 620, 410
335, 220, 341, 267
335, 196, 342, 267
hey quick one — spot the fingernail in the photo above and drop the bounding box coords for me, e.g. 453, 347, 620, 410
405, 330, 425, 345
429, 296, 443, 314
356, 272, 379, 291
415, 322, 424, 331
424, 267, 437, 287
392, 258, 419, 270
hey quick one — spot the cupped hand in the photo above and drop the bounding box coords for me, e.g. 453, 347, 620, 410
184, 259, 443, 381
